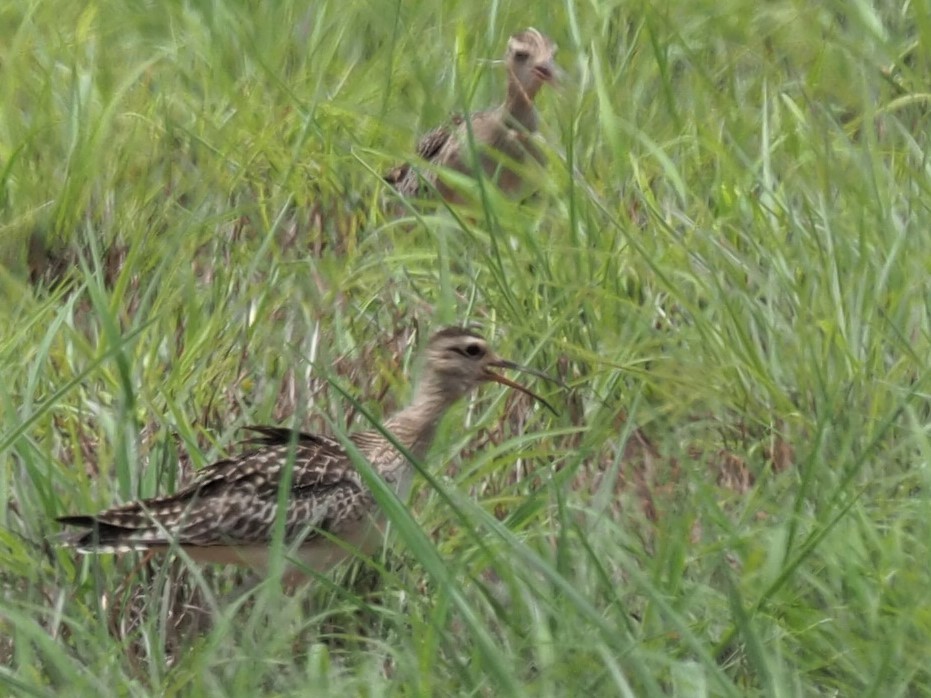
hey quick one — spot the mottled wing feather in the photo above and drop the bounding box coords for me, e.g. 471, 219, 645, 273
57, 425, 372, 551
415, 118, 460, 161
239, 425, 342, 450
384, 114, 466, 196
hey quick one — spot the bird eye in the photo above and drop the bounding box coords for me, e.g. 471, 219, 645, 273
456, 343, 485, 359
513, 50, 530, 62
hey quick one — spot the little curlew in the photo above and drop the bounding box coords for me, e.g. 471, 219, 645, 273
384, 28, 559, 203
57, 328, 557, 579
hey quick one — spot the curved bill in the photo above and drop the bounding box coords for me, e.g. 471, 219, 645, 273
485, 358, 563, 415
533, 63, 555, 83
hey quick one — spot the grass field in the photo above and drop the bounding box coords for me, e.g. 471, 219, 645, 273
2, 0, 930, 694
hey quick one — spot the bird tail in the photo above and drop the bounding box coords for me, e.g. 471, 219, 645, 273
54, 515, 152, 554
383, 164, 410, 186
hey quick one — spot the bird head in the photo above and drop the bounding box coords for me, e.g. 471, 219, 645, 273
423, 327, 559, 413
505, 28, 559, 100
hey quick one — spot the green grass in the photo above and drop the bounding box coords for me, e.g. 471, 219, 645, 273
2, 0, 930, 694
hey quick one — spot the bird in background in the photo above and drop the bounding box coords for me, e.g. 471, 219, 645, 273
385, 28, 560, 204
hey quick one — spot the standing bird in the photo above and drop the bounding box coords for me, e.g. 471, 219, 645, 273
384, 28, 559, 203
57, 328, 557, 579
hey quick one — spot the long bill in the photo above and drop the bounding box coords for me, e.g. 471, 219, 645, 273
485, 359, 563, 415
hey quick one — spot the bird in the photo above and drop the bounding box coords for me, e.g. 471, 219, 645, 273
384, 27, 559, 203
57, 327, 558, 580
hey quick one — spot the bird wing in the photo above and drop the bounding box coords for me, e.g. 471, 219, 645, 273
414, 117, 463, 162
56, 426, 372, 551
383, 113, 467, 191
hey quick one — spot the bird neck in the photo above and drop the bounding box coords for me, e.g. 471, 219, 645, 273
503, 77, 539, 132
383, 373, 460, 461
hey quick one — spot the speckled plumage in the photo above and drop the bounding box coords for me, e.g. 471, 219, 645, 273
385, 28, 559, 202
57, 328, 556, 576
